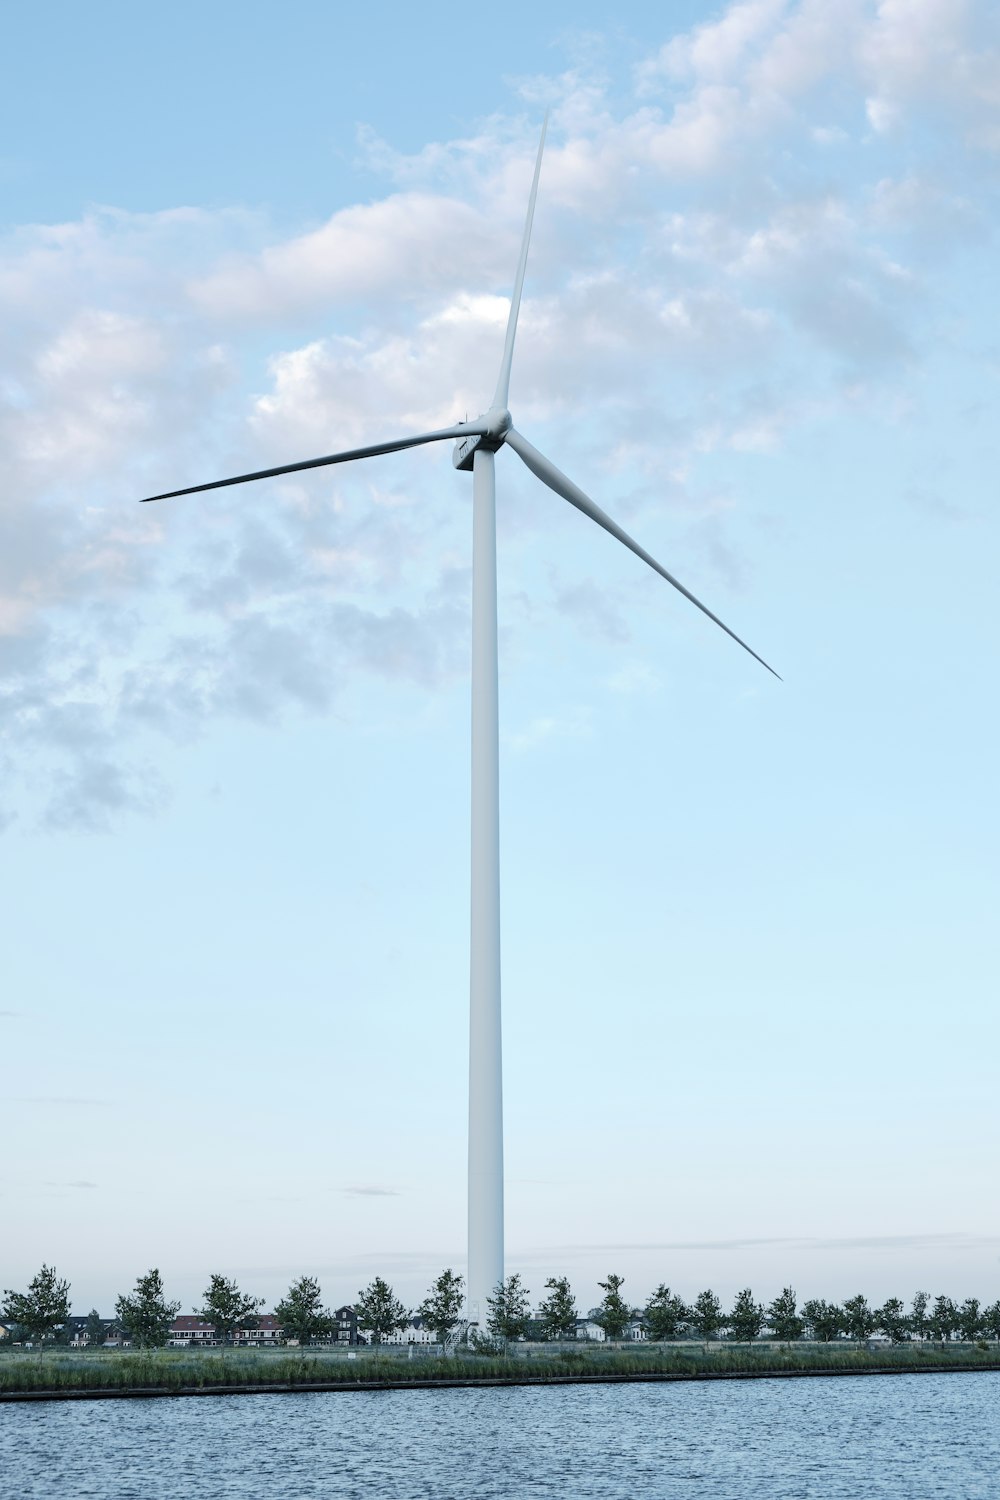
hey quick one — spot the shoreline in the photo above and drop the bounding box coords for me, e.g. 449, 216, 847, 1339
5, 1360, 1000, 1404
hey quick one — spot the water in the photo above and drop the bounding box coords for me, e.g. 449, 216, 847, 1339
2, 1372, 998, 1499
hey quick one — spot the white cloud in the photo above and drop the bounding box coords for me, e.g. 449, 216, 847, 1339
865, 95, 899, 133
3, 2, 997, 829
188, 194, 506, 323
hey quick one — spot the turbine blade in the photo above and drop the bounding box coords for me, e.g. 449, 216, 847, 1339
140, 423, 489, 503
492, 114, 548, 411
505, 428, 780, 679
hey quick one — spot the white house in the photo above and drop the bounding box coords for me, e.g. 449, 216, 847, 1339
380, 1317, 438, 1346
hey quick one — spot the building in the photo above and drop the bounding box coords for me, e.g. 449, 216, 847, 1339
573, 1312, 646, 1342
168, 1316, 218, 1347
233, 1315, 283, 1346
64, 1316, 114, 1347
331, 1306, 358, 1345
168, 1306, 359, 1347
380, 1316, 437, 1346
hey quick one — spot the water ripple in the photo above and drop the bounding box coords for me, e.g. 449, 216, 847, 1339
2, 1371, 998, 1499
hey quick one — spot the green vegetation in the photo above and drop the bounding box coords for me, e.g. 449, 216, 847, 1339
84, 1309, 105, 1350
2, 1341, 999, 1399
114, 1268, 180, 1349
485, 1274, 531, 1346
197, 1275, 264, 1346
689, 1289, 725, 1347
767, 1287, 804, 1345
5, 1259, 1000, 1403
537, 1277, 577, 1342
416, 1270, 465, 1347
2, 1265, 71, 1348
273, 1276, 336, 1349
729, 1288, 765, 1347
355, 1277, 408, 1347
594, 1274, 632, 1340
643, 1285, 687, 1342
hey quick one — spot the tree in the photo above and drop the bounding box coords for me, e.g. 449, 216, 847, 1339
537, 1277, 577, 1342
114, 1269, 180, 1349
876, 1297, 908, 1344
643, 1285, 688, 1342
766, 1287, 803, 1345
356, 1277, 408, 1347
981, 1300, 1000, 1345
842, 1294, 876, 1345
2, 1265, 71, 1350
485, 1274, 531, 1347
729, 1288, 765, 1346
273, 1276, 335, 1352
928, 1295, 959, 1345
416, 1269, 465, 1347
957, 1298, 982, 1343
594, 1274, 631, 1341
85, 1309, 106, 1350
802, 1299, 843, 1343
910, 1291, 930, 1342
689, 1289, 724, 1347
197, 1274, 264, 1346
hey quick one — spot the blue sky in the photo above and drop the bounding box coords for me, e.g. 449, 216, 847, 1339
2, 0, 998, 1321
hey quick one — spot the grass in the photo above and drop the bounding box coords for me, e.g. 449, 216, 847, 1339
3, 1341, 999, 1398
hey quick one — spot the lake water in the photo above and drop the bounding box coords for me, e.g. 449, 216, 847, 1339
2, 1372, 998, 1499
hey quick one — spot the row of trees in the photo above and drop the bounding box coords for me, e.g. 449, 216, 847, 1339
5, 1265, 1000, 1351
0, 1265, 447, 1352
521, 1278, 1000, 1348
472, 1276, 1000, 1349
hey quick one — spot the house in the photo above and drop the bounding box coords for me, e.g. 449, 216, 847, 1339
168, 1316, 217, 1347
573, 1311, 646, 1342
234, 1314, 283, 1346
332, 1306, 358, 1345
380, 1316, 437, 1346
64, 1315, 114, 1348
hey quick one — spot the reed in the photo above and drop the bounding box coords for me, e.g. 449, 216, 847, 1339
2, 1341, 998, 1396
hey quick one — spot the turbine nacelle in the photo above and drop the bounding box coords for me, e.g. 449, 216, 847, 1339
453, 407, 511, 471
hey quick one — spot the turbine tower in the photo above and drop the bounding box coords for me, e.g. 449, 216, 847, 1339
140, 117, 778, 1332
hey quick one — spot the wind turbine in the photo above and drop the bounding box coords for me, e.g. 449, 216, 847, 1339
141, 117, 778, 1332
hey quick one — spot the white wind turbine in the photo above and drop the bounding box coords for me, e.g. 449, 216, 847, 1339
141, 117, 779, 1331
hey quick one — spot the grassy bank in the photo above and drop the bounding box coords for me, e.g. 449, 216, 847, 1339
3, 1342, 999, 1399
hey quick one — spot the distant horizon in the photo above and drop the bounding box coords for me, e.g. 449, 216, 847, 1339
9, 1234, 1000, 1323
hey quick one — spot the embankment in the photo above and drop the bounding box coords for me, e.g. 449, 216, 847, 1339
3, 1344, 999, 1402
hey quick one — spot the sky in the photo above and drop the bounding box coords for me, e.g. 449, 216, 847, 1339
2, 0, 998, 1323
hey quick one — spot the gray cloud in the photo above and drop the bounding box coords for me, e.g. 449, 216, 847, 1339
554, 578, 630, 643
42, 756, 169, 833
341, 1186, 401, 1198
520, 1232, 1000, 1259
904, 486, 975, 524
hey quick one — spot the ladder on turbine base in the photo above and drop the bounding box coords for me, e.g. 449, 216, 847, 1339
444, 1320, 469, 1355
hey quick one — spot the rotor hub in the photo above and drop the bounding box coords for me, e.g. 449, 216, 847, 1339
453, 407, 511, 471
